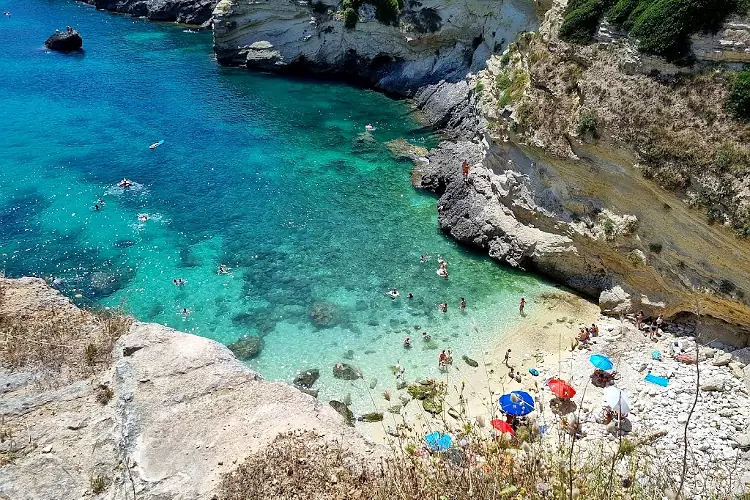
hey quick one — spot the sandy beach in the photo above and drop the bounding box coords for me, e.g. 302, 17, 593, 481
357, 289, 602, 443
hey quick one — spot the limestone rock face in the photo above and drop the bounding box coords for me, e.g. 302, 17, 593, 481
85, 0, 217, 24
0, 278, 374, 500
212, 0, 539, 94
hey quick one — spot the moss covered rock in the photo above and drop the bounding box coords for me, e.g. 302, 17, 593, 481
462, 355, 479, 368
329, 400, 354, 426
422, 398, 442, 414
358, 412, 384, 422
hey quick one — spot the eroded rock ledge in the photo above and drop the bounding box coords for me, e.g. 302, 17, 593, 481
83, 0, 217, 25
0, 277, 374, 499
212, 0, 539, 94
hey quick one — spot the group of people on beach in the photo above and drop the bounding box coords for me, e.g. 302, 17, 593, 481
636, 311, 664, 340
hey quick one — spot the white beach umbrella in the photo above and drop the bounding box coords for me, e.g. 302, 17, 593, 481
603, 386, 630, 416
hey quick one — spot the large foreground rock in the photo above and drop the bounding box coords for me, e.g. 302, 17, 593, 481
45, 29, 82, 52
0, 278, 375, 499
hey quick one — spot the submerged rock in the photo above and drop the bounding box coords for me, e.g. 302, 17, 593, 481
293, 368, 320, 389
227, 335, 264, 360
333, 363, 363, 380
462, 355, 479, 368
310, 301, 339, 328
45, 29, 83, 52
329, 400, 354, 427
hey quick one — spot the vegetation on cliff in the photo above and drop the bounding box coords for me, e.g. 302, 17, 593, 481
341, 0, 403, 29
485, 27, 750, 238
560, 0, 749, 60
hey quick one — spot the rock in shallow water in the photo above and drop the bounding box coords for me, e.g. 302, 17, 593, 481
332, 363, 362, 380
45, 29, 83, 52
293, 368, 320, 389
227, 335, 264, 360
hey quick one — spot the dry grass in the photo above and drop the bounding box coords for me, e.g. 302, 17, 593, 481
218, 429, 690, 500
0, 294, 132, 383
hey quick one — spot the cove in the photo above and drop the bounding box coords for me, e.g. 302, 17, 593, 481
0, 0, 562, 412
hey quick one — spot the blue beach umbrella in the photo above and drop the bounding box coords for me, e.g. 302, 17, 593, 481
589, 354, 614, 371
498, 391, 534, 416
424, 432, 452, 451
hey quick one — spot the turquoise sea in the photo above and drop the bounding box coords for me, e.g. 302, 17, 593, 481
0, 1, 558, 412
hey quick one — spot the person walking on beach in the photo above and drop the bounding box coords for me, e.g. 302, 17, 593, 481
503, 348, 511, 367
519, 297, 526, 315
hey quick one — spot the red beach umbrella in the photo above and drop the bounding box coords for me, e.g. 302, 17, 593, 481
490, 419, 515, 435
547, 378, 576, 399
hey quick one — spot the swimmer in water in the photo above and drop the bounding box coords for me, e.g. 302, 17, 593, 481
403, 337, 411, 348
460, 297, 467, 310
94, 204, 100, 211
407, 293, 413, 299
387, 289, 400, 299
119, 178, 133, 188
365, 124, 375, 131
181, 308, 190, 316
422, 331, 431, 341
137, 214, 149, 222
438, 303, 448, 313
217, 264, 230, 275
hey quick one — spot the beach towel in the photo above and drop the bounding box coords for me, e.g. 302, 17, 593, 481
528, 368, 539, 376
644, 373, 669, 387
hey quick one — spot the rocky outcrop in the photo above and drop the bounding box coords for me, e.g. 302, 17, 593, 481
84, 0, 217, 25
0, 278, 374, 499
45, 29, 83, 52
212, 0, 539, 94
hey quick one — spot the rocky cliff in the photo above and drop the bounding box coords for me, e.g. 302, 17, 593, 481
408, 0, 750, 346
83, 0, 218, 25
212, 0, 540, 94
0, 278, 375, 499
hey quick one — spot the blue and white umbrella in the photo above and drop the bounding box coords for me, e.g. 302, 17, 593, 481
498, 391, 534, 416
425, 432, 452, 451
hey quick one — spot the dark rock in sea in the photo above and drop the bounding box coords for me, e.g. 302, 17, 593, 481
293, 368, 319, 389
227, 335, 263, 360
462, 355, 479, 368
358, 412, 383, 423
45, 29, 83, 52
309, 301, 339, 328
332, 363, 362, 380
329, 400, 354, 427
342, 349, 355, 360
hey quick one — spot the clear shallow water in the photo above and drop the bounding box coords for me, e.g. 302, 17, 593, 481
1, 1, 559, 412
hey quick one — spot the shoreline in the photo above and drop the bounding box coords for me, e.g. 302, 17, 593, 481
357, 288, 602, 443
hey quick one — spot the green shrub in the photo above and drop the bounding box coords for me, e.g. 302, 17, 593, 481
343, 7, 358, 29
578, 111, 599, 137
90, 475, 107, 494
648, 242, 663, 253
728, 68, 750, 121
560, 0, 614, 44
500, 52, 511, 66
475, 81, 484, 95
311, 1, 328, 14
608, 0, 741, 60
374, 0, 401, 25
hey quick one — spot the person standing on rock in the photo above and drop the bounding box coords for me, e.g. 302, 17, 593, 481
519, 297, 526, 315
462, 160, 470, 182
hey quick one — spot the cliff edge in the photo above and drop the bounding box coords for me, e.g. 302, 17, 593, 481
0, 277, 375, 499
